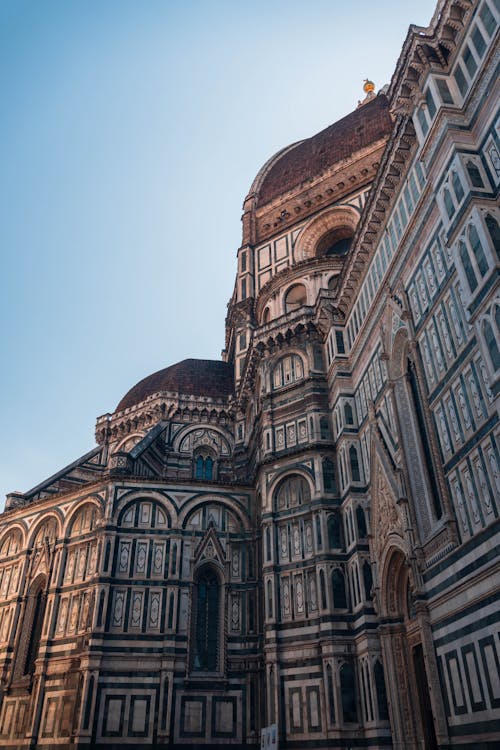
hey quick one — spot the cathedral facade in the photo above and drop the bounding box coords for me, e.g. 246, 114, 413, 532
0, 1, 499, 748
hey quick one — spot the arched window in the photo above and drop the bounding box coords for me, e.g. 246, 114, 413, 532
344, 403, 354, 425
316, 516, 322, 548
340, 663, 358, 722
485, 214, 500, 258
468, 225, 489, 276
316, 228, 354, 257
265, 527, 272, 562
483, 319, 500, 371
327, 275, 338, 291
194, 453, 215, 481
284, 284, 307, 313
16, 577, 47, 679
262, 306, 270, 324
356, 506, 367, 538
452, 171, 464, 203
327, 513, 342, 549
332, 568, 347, 609
407, 358, 443, 519
322, 458, 336, 492
363, 561, 373, 600
319, 570, 327, 609
192, 567, 220, 671
267, 580, 273, 619
320, 416, 330, 439
466, 160, 484, 188
443, 187, 454, 219
327, 663, 336, 724
168, 592, 175, 630
272, 354, 304, 388
349, 445, 361, 482
374, 660, 389, 720
275, 474, 310, 510
204, 456, 213, 480
459, 241, 477, 292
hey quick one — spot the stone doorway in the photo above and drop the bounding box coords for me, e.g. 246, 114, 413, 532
379, 549, 439, 750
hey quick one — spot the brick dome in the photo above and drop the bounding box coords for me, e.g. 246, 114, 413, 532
253, 94, 392, 206
116, 359, 234, 411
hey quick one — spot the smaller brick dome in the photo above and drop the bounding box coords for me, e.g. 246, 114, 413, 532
116, 359, 234, 412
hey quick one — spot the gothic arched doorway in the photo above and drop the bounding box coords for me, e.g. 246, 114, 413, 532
379, 549, 438, 750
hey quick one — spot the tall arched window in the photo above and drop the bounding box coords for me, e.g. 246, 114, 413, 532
327, 663, 336, 724
194, 453, 215, 481
452, 171, 464, 203
272, 354, 304, 389
319, 570, 327, 609
284, 284, 307, 314
15, 576, 47, 679
267, 580, 273, 619
322, 458, 336, 492
204, 456, 214, 480
265, 527, 272, 562
340, 662, 358, 723
407, 359, 443, 519
466, 160, 484, 187
459, 241, 477, 292
320, 417, 330, 439
275, 474, 310, 510
349, 445, 361, 482
332, 568, 347, 609
356, 506, 367, 538
192, 567, 221, 672
374, 660, 389, 720
443, 187, 454, 219
485, 214, 500, 258
344, 403, 354, 425
468, 225, 489, 276
363, 561, 373, 600
328, 513, 343, 549
483, 319, 500, 371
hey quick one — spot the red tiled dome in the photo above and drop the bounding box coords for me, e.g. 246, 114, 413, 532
116, 359, 234, 411
255, 95, 392, 206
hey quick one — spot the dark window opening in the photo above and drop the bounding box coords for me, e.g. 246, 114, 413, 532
320, 570, 326, 609
374, 660, 389, 720
327, 664, 336, 724
452, 171, 464, 203
24, 587, 47, 676
349, 445, 361, 482
485, 214, 500, 258
195, 455, 215, 481
469, 225, 489, 276
363, 561, 373, 600
484, 320, 500, 370
340, 663, 358, 723
408, 359, 443, 518
323, 458, 336, 492
332, 568, 347, 609
193, 568, 220, 671
335, 330, 345, 354
436, 78, 454, 104
344, 403, 354, 425
328, 513, 343, 549
459, 241, 477, 292
466, 161, 484, 188
356, 506, 367, 538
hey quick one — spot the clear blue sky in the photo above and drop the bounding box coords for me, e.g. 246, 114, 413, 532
0, 0, 437, 505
